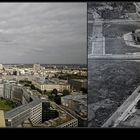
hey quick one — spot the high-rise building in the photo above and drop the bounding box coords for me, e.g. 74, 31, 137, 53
68, 79, 87, 92
3, 83, 12, 99
42, 101, 59, 122
30, 101, 42, 125
33, 64, 41, 72
0, 64, 3, 70
3, 83, 23, 102
0, 84, 4, 97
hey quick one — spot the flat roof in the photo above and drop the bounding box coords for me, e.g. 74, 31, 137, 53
70, 79, 87, 82
0, 110, 6, 127
61, 94, 87, 106
62, 94, 87, 100
33, 78, 68, 85
5, 99, 41, 119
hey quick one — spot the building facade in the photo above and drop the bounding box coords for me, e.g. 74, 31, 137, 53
30, 102, 42, 125
68, 79, 87, 91
0, 84, 4, 97
42, 101, 59, 122
3, 83, 23, 102
32, 80, 70, 92
5, 99, 42, 127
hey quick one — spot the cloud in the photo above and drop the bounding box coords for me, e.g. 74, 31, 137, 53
0, 3, 86, 64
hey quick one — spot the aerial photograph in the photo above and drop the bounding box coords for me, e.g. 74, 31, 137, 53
0, 3, 87, 128
88, 2, 140, 128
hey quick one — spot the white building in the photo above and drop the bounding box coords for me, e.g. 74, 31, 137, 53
32, 78, 70, 92
33, 64, 41, 72
0, 64, 3, 70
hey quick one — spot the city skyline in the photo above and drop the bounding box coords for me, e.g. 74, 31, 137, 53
0, 3, 86, 64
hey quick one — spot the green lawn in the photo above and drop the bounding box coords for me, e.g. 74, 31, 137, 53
0, 99, 16, 111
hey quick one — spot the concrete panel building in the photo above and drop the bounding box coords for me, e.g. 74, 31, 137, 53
3, 83, 12, 99
3, 83, 23, 102
30, 101, 42, 125
5, 99, 42, 127
61, 94, 87, 117
0, 84, 4, 97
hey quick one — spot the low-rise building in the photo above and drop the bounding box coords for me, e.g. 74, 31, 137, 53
32, 78, 70, 92
61, 93, 87, 127
61, 93, 87, 117
68, 79, 87, 91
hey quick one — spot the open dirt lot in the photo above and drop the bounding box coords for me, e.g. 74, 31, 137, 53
88, 60, 140, 127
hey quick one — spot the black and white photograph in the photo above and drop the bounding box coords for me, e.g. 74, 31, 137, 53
88, 2, 140, 128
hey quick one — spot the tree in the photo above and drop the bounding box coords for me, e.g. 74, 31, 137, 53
13, 71, 17, 75
132, 30, 135, 34
81, 88, 87, 93
36, 88, 42, 94
54, 95, 61, 105
48, 94, 55, 101
24, 84, 30, 87
44, 90, 47, 94
62, 90, 70, 96
31, 84, 36, 90
19, 80, 24, 84
51, 89, 58, 96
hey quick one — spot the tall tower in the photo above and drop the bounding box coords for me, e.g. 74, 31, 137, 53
0, 64, 3, 70
33, 64, 41, 72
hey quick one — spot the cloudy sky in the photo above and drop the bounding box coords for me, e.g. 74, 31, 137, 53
0, 3, 86, 64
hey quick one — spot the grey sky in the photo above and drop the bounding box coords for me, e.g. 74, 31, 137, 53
0, 3, 87, 64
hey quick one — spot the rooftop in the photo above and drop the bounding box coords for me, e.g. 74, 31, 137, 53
5, 99, 41, 119
62, 94, 87, 100
70, 79, 87, 82
30, 112, 75, 128
61, 94, 87, 106
34, 78, 68, 85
